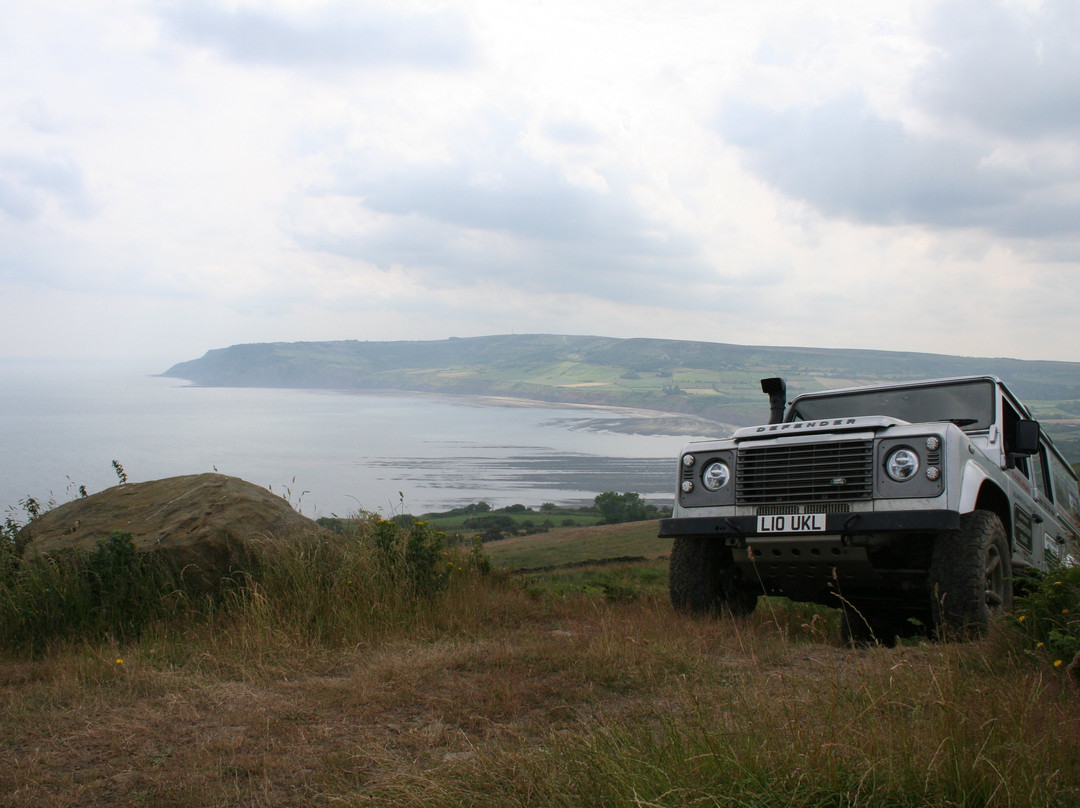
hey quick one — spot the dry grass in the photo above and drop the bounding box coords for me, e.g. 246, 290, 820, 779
2, 569, 1079, 807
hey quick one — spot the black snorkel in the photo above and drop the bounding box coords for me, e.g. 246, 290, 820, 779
761, 377, 787, 425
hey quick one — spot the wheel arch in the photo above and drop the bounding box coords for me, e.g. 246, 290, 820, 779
971, 483, 1013, 548
958, 461, 1012, 545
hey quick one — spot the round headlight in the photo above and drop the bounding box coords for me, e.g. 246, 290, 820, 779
701, 461, 731, 491
682, 454, 696, 468
885, 448, 920, 481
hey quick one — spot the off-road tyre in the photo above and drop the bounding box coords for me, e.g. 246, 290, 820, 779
669, 537, 757, 616
669, 536, 722, 613
722, 581, 759, 618
929, 510, 1012, 640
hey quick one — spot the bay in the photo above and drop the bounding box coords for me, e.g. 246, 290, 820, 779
0, 360, 710, 520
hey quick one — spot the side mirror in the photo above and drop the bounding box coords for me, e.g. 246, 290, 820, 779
1013, 419, 1040, 457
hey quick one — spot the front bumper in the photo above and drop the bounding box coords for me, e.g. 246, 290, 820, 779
657, 510, 961, 547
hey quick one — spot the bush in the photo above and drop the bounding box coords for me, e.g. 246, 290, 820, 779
0, 531, 191, 653
1010, 566, 1080, 669
594, 491, 649, 524
463, 514, 518, 540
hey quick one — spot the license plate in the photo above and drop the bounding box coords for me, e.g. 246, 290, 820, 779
757, 513, 827, 533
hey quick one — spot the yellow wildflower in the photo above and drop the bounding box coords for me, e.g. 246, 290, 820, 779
1054, 660, 1064, 667
115, 658, 124, 665
1017, 615, 1027, 622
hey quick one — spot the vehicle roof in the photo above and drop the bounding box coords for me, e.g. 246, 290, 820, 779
787, 375, 1033, 421
789, 375, 1004, 402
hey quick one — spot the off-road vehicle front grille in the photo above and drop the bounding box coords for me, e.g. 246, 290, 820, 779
755, 503, 852, 515
737, 440, 874, 504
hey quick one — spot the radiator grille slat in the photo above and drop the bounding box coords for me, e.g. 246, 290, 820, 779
737, 440, 874, 504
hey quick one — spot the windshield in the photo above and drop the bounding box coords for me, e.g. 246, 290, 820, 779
789, 379, 996, 431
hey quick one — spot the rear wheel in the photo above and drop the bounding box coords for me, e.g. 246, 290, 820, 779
669, 537, 758, 616
929, 510, 1012, 639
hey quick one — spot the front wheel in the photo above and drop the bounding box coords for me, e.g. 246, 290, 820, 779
929, 510, 1012, 639
669, 537, 758, 616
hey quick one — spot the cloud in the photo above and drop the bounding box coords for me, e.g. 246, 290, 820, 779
914, 0, 1080, 140
0, 153, 92, 221
157, 1, 477, 70
718, 94, 1080, 238
543, 118, 603, 147
714, 0, 1080, 245
291, 113, 721, 306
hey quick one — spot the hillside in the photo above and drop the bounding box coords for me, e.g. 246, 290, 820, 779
164, 334, 1080, 460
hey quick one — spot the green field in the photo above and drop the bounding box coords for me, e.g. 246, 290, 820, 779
482, 519, 666, 570
322, 497, 670, 550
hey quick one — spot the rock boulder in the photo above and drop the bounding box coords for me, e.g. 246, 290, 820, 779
17, 473, 322, 588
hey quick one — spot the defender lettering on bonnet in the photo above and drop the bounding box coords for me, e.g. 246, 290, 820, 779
754, 418, 857, 432
660, 374, 1080, 643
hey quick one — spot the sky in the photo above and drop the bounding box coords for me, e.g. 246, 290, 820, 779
1, 0, 1078, 367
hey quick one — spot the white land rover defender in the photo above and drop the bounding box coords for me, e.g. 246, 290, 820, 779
658, 376, 1080, 640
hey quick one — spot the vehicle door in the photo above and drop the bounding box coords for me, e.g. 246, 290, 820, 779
1006, 455, 1044, 568
1000, 396, 1046, 567
1027, 444, 1068, 568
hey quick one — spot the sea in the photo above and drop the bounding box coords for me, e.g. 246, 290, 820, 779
0, 360, 714, 520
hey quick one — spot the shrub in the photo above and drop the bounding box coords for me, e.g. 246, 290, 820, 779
403, 520, 449, 596
1010, 566, 1080, 669
0, 531, 191, 653
369, 517, 450, 595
